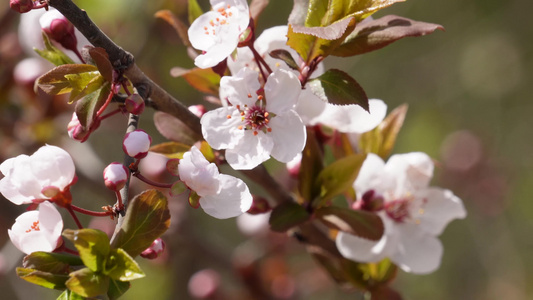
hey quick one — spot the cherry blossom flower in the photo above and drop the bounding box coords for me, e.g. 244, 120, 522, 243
0, 145, 76, 205
123, 129, 152, 159
188, 0, 250, 69
178, 146, 252, 219
336, 152, 467, 274
201, 68, 305, 170
103, 163, 129, 191
8, 201, 63, 254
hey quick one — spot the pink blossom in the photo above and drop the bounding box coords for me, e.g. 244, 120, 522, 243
123, 130, 152, 159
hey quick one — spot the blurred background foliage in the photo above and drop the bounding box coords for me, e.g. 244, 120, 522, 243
0, 0, 531, 299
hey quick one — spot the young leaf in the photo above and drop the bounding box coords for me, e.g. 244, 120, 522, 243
23, 252, 83, 274
269, 49, 300, 71
62, 228, 111, 273
66, 72, 105, 104
75, 82, 111, 129
57, 290, 85, 300
108, 279, 131, 300
153, 111, 198, 146
149, 141, 191, 159
269, 201, 310, 232
110, 190, 171, 258
287, 17, 356, 63
332, 15, 444, 57
314, 206, 384, 240
65, 268, 109, 298
188, 0, 204, 25
34, 32, 75, 66
306, 69, 369, 111
359, 258, 398, 285
35, 64, 98, 96
320, 0, 404, 27
88, 47, 114, 82
103, 248, 145, 281
315, 153, 367, 205
298, 128, 324, 203
170, 67, 220, 95
16, 267, 69, 290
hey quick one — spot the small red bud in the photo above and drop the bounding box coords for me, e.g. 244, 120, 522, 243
10, 0, 33, 13
40, 10, 78, 52
140, 238, 166, 259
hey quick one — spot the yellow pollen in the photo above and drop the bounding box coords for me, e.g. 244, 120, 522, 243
209, 20, 215, 26
220, 19, 227, 25
229, 12, 232, 16
240, 112, 245, 116
204, 26, 208, 30
237, 125, 243, 130
418, 208, 425, 215
267, 128, 272, 132
264, 112, 269, 118
253, 131, 258, 136
226, 115, 232, 119
258, 95, 264, 101
247, 93, 252, 98
236, 105, 241, 109
275, 62, 281, 67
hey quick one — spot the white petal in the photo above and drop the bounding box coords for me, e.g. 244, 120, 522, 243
0, 155, 42, 204
412, 187, 467, 236
295, 88, 327, 125
268, 110, 306, 163
225, 131, 273, 170
178, 148, 220, 196
336, 228, 398, 263
316, 99, 387, 133
201, 107, 244, 150
30, 145, 75, 190
385, 152, 434, 197
353, 153, 392, 197
254, 26, 289, 55
220, 68, 261, 107
264, 69, 301, 113
227, 47, 255, 75
391, 227, 443, 274
199, 174, 252, 219
188, 12, 220, 51
38, 202, 63, 241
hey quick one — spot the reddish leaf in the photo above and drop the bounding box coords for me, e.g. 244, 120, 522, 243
332, 15, 445, 57
269, 201, 310, 232
35, 64, 98, 95
170, 67, 220, 95
153, 111, 197, 146
89, 47, 113, 82
315, 206, 384, 240
307, 69, 369, 111
155, 10, 192, 47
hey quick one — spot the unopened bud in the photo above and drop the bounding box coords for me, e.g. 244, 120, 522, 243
124, 94, 145, 115
123, 129, 152, 159
103, 163, 129, 191
10, 0, 33, 13
188, 105, 206, 118
39, 10, 78, 52
140, 238, 165, 259
67, 112, 90, 142
246, 196, 271, 215
285, 153, 302, 179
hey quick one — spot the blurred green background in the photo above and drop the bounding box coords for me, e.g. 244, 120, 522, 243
0, 0, 531, 299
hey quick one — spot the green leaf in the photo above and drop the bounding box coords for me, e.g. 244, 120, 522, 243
170, 181, 187, 196
75, 82, 111, 129
35, 64, 99, 96
170, 67, 220, 95
298, 128, 324, 203
315, 206, 384, 240
188, 0, 203, 25
332, 15, 444, 57
103, 248, 145, 281
269, 201, 310, 232
34, 32, 75, 66
65, 268, 109, 298
66, 72, 105, 104
307, 69, 369, 111
88, 47, 114, 82
269, 49, 300, 71
57, 290, 85, 300
287, 16, 356, 63
359, 104, 408, 158
108, 279, 131, 300
16, 267, 69, 290
188, 191, 201, 209
111, 190, 171, 258
315, 153, 367, 204
23, 252, 83, 274
153, 111, 198, 146
359, 258, 398, 285
149, 141, 191, 159
63, 228, 111, 273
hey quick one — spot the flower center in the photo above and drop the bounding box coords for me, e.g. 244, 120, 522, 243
228, 93, 276, 136
25, 220, 40, 233
384, 199, 410, 223
203, 4, 235, 36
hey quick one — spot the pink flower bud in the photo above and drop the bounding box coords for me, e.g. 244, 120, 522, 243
10, 0, 33, 13
39, 10, 78, 52
285, 153, 301, 179
124, 94, 145, 115
140, 238, 166, 259
67, 112, 90, 142
188, 105, 206, 118
103, 163, 129, 191
123, 129, 152, 159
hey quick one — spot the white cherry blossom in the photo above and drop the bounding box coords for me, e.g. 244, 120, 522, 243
8, 201, 63, 254
201, 67, 305, 170
178, 146, 253, 219
0, 145, 76, 205
188, 0, 250, 69
336, 152, 467, 274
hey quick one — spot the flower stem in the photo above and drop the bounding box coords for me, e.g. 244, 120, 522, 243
134, 172, 173, 189
96, 89, 115, 116
70, 204, 114, 217
99, 108, 121, 120
249, 44, 272, 82
66, 205, 84, 229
